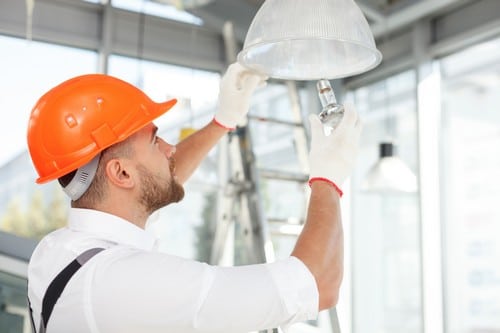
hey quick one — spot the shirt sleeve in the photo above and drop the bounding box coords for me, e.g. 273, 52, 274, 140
266, 256, 319, 330
89, 248, 318, 333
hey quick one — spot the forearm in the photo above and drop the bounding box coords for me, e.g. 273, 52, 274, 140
291, 181, 344, 310
174, 120, 228, 184
176, 62, 265, 184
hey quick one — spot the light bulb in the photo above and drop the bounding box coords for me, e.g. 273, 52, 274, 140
317, 79, 344, 130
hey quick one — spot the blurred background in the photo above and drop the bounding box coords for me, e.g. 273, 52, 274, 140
0, 0, 499, 332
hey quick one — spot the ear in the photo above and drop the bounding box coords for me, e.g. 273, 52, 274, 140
105, 158, 135, 190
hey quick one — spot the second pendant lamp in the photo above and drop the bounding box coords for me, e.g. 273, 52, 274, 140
362, 142, 418, 193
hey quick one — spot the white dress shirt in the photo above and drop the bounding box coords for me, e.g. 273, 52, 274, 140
28, 208, 319, 333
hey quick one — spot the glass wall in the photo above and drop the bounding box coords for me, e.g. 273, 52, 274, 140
348, 70, 422, 333
346, 35, 500, 333
440, 37, 500, 333
0, 35, 97, 240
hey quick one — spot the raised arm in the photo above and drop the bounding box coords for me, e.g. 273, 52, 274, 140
174, 62, 267, 183
174, 121, 227, 184
291, 103, 362, 310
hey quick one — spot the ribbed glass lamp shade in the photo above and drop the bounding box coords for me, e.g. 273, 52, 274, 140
238, 0, 382, 80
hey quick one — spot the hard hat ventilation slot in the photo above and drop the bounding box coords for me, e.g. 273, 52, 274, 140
79, 172, 89, 183
62, 154, 101, 201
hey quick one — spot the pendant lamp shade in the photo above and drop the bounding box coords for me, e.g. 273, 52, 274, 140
362, 143, 418, 193
238, 0, 382, 80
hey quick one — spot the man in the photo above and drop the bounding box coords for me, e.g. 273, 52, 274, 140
26, 62, 362, 333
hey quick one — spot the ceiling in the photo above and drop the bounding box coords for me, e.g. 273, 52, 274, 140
185, 0, 473, 44
2, 0, 493, 82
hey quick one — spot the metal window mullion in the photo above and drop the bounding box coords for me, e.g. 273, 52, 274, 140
414, 20, 445, 333
97, 0, 113, 74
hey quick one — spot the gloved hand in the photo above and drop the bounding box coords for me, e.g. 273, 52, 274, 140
308, 102, 362, 191
214, 62, 268, 130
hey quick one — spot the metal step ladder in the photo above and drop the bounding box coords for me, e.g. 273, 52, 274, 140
209, 21, 341, 333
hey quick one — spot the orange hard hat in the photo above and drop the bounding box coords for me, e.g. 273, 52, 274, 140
27, 74, 177, 184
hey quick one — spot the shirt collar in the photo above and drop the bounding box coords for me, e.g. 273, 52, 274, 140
67, 208, 158, 251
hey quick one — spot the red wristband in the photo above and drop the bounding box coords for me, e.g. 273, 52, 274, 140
212, 118, 235, 131
308, 177, 343, 197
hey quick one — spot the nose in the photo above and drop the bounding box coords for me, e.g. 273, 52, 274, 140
160, 139, 176, 158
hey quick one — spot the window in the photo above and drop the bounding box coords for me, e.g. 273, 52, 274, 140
348, 70, 423, 333
440, 37, 500, 333
0, 35, 97, 240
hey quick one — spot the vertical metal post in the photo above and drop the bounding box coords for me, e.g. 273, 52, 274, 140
97, 0, 113, 74
233, 126, 275, 264
414, 20, 444, 333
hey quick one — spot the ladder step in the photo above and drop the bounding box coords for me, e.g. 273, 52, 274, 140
267, 217, 303, 224
258, 169, 308, 182
267, 218, 304, 236
248, 115, 303, 127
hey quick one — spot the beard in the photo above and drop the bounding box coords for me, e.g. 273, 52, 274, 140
136, 163, 185, 214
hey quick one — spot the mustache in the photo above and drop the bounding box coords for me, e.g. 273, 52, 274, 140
168, 157, 176, 174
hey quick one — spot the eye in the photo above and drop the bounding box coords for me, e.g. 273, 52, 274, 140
154, 136, 160, 145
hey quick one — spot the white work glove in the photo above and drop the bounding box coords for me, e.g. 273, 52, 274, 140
308, 102, 362, 193
214, 62, 268, 130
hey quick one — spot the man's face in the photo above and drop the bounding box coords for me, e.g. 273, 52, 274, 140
136, 161, 184, 214
133, 123, 185, 214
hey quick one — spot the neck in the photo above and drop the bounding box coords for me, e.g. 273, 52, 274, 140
91, 196, 149, 230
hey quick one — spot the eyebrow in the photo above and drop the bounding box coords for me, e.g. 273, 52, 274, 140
150, 126, 158, 143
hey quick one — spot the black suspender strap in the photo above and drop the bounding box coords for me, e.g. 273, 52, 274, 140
29, 247, 105, 333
